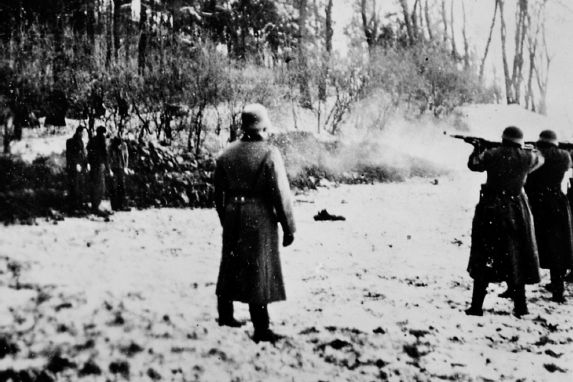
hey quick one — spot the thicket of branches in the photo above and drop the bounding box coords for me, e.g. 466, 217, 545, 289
0, 0, 517, 155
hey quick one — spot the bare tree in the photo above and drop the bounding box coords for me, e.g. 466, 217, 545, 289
462, 0, 470, 69
511, 0, 528, 103
298, 0, 312, 108
361, 0, 380, 52
449, 0, 457, 59
399, 0, 414, 45
535, 6, 552, 115
319, 0, 333, 102
525, 1, 545, 110
138, 1, 148, 75
410, 0, 420, 42
424, 0, 433, 41
113, 0, 121, 60
479, 0, 498, 82
498, 0, 515, 104
441, 0, 448, 44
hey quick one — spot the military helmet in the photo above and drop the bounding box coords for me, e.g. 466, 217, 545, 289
501, 126, 524, 145
538, 129, 558, 145
241, 103, 271, 132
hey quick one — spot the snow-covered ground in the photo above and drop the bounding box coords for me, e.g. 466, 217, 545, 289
0, 172, 572, 382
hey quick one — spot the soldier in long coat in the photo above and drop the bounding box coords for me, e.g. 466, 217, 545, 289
466, 126, 544, 317
214, 103, 296, 343
65, 126, 88, 212
525, 130, 573, 303
87, 126, 111, 215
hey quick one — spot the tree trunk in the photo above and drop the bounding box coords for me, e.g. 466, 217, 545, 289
449, 0, 457, 59
462, 0, 470, 70
113, 0, 121, 60
399, 0, 414, 46
425, 0, 433, 41
361, 0, 378, 53
52, 3, 65, 84
499, 0, 515, 104
319, 0, 333, 103
410, 0, 420, 42
106, 0, 113, 67
525, 1, 544, 110
417, 0, 425, 41
511, 0, 528, 104
298, 0, 312, 109
138, 3, 148, 75
535, 12, 551, 115
86, 0, 96, 57
441, 0, 448, 44
479, 0, 498, 82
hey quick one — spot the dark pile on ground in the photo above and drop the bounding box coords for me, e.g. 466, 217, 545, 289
0, 155, 67, 224
125, 140, 216, 209
0, 140, 216, 224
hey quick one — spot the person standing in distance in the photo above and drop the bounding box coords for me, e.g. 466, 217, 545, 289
87, 126, 112, 216
214, 103, 296, 343
525, 130, 573, 303
65, 125, 88, 213
466, 126, 544, 317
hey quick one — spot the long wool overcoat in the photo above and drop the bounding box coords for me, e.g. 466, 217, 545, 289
525, 142, 573, 272
468, 143, 542, 285
214, 138, 296, 304
87, 135, 109, 207
66, 134, 88, 207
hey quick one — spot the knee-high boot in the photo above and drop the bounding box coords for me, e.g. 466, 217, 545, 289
466, 279, 487, 316
217, 297, 244, 327
512, 284, 528, 317
550, 268, 566, 303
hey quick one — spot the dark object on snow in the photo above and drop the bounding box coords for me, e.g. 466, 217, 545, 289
466, 137, 543, 317
314, 209, 346, 221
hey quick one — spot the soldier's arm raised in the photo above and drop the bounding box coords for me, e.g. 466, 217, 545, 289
528, 150, 545, 173
467, 146, 489, 172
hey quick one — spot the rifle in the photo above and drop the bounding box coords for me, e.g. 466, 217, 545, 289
559, 142, 573, 151
450, 135, 500, 149
450, 134, 537, 150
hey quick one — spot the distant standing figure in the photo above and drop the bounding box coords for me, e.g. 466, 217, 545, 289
525, 130, 573, 303
87, 126, 111, 215
214, 103, 296, 343
466, 126, 544, 317
109, 136, 130, 211
65, 126, 88, 212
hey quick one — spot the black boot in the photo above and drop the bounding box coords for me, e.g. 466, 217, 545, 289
513, 284, 529, 317
217, 298, 245, 327
466, 279, 487, 316
550, 268, 566, 303
250, 304, 283, 343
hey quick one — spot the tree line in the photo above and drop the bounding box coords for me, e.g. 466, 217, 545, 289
0, 0, 548, 155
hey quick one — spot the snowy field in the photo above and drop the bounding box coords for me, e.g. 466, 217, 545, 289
0, 172, 572, 382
